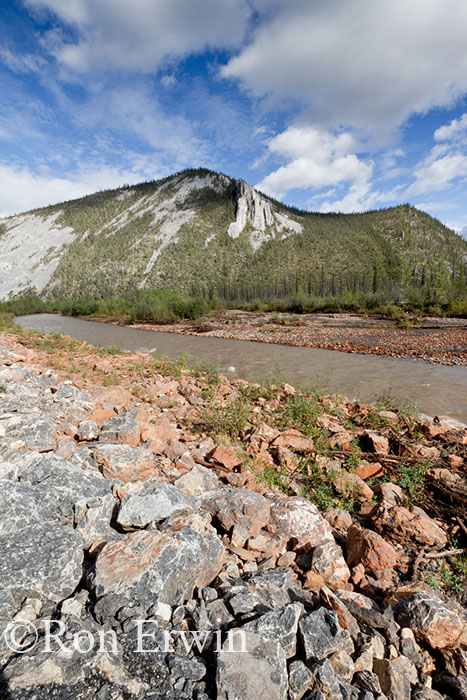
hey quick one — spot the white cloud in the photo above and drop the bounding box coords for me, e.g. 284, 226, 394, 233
256, 126, 373, 204
25, 0, 249, 73
0, 162, 155, 217
223, 0, 467, 138
0, 47, 45, 73
407, 153, 467, 196
434, 113, 467, 142
406, 114, 467, 196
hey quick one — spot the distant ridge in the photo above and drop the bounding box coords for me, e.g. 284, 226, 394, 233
0, 168, 466, 303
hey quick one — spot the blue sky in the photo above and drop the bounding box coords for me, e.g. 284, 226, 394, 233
1, 0, 467, 234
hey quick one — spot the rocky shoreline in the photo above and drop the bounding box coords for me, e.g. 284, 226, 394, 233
123, 310, 467, 366
0, 326, 466, 700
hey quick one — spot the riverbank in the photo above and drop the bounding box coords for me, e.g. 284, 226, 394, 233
91, 310, 467, 366
0, 323, 466, 698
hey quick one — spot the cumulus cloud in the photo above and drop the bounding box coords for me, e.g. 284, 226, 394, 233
434, 113, 467, 142
223, 0, 467, 138
0, 162, 155, 217
407, 114, 467, 196
25, 0, 249, 73
256, 126, 373, 205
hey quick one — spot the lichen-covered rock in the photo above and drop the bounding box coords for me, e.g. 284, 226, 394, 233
116, 484, 199, 529
0, 523, 83, 605
217, 630, 288, 700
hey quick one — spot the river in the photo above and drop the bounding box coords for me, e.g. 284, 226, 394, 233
15, 313, 467, 422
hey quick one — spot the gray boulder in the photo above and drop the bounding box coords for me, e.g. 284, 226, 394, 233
243, 602, 303, 658
217, 630, 288, 700
90, 525, 224, 620
299, 607, 354, 662
116, 484, 199, 529
0, 522, 83, 605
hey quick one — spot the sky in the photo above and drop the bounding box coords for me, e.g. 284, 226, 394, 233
1, 1, 467, 234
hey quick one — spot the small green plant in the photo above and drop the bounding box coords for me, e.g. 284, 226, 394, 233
277, 394, 323, 438
257, 466, 292, 494
200, 398, 251, 439
96, 344, 124, 356
346, 440, 361, 471
423, 559, 464, 594
149, 353, 187, 378
396, 462, 430, 504
192, 361, 220, 386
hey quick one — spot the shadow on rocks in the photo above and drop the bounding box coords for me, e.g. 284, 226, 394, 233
0, 670, 11, 699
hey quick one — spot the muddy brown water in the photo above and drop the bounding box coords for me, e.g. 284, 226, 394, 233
15, 314, 467, 422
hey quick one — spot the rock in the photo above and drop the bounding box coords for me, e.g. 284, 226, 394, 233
394, 591, 465, 650
173, 463, 218, 495
6, 414, 56, 452
334, 472, 374, 502
116, 484, 199, 529
354, 670, 383, 694
379, 410, 399, 425
392, 654, 419, 685
91, 386, 133, 408
243, 602, 303, 658
203, 487, 270, 536
319, 587, 360, 637
374, 482, 405, 505
270, 428, 314, 453
373, 658, 411, 700
307, 658, 344, 699
75, 493, 118, 548
208, 444, 242, 470
98, 413, 141, 446
438, 674, 467, 700
217, 630, 288, 700
54, 385, 92, 403
76, 420, 100, 441
355, 462, 384, 480
310, 541, 351, 588
362, 430, 389, 454
346, 524, 398, 573
0, 456, 111, 533
299, 607, 353, 662
92, 444, 157, 482
268, 495, 334, 551
288, 660, 314, 700
371, 503, 447, 548
91, 526, 224, 617
324, 508, 353, 532
89, 408, 116, 425
0, 522, 83, 605
329, 648, 355, 681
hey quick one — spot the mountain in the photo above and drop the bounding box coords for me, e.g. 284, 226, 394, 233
0, 168, 466, 303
